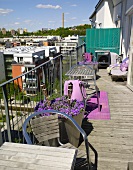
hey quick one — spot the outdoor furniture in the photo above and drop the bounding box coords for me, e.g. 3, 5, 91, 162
64, 80, 86, 102
78, 61, 99, 74
127, 162, 133, 170
95, 50, 110, 67
107, 55, 123, 74
84, 53, 92, 62
22, 110, 91, 170
0, 142, 77, 170
65, 65, 100, 111
111, 57, 129, 81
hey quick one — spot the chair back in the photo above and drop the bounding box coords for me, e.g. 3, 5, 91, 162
64, 80, 86, 101
30, 114, 60, 144
84, 53, 92, 62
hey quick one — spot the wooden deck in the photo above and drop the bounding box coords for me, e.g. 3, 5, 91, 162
80, 69, 133, 170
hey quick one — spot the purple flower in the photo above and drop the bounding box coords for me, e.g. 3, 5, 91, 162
34, 95, 85, 117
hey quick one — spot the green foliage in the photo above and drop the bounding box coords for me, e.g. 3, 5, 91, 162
0, 31, 13, 38
13, 138, 23, 143
0, 79, 7, 99
44, 24, 91, 37
16, 112, 23, 117
0, 114, 14, 122
0, 80, 22, 99
0, 24, 91, 38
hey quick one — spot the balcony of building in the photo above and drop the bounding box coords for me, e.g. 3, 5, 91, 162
0, 43, 133, 170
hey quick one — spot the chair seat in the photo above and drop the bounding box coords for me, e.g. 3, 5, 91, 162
111, 69, 128, 76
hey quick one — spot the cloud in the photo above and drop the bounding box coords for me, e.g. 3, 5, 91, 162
48, 21, 55, 23
70, 17, 77, 20
71, 4, 77, 7
36, 4, 62, 9
24, 20, 32, 23
0, 8, 13, 15
14, 22, 20, 25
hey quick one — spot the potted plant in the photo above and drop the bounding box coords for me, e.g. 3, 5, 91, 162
34, 95, 85, 147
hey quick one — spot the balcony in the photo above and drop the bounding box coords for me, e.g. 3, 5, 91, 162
0, 43, 133, 169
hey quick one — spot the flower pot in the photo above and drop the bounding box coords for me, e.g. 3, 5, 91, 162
59, 113, 83, 148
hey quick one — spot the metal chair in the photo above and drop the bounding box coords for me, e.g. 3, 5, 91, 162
22, 110, 92, 170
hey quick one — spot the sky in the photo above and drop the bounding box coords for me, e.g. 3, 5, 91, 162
0, 0, 99, 32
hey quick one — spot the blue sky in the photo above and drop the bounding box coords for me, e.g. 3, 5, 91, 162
0, 0, 98, 32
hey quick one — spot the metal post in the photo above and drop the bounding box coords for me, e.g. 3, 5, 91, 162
84, 43, 86, 53
2, 85, 12, 142
69, 51, 72, 69
60, 55, 63, 96
0, 126, 3, 146
42, 66, 45, 84
76, 46, 78, 64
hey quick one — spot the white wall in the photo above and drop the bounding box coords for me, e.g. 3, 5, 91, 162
95, 0, 105, 28
91, 0, 114, 28
14, 53, 33, 63
113, 2, 122, 27
0, 52, 6, 81
121, 0, 133, 58
104, 1, 114, 28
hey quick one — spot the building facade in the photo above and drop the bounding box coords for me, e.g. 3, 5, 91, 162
0, 46, 58, 94
55, 35, 78, 58
90, 0, 133, 90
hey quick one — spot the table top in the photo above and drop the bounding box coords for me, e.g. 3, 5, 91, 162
65, 65, 95, 77
0, 142, 77, 170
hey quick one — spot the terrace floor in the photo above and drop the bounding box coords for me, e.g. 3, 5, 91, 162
80, 69, 133, 170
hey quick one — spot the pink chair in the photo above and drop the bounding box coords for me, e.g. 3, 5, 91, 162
64, 80, 86, 102
84, 53, 92, 62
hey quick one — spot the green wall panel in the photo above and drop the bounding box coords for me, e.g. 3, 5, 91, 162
86, 28, 120, 55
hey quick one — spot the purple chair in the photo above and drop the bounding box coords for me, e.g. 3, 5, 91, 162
111, 57, 129, 81
84, 53, 92, 62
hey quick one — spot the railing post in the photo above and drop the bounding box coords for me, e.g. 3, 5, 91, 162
76, 46, 78, 64
42, 66, 46, 84
60, 55, 63, 96
84, 43, 86, 53
69, 51, 72, 69
0, 126, 3, 146
2, 85, 12, 142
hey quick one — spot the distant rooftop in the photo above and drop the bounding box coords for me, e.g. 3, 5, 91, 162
1, 46, 57, 54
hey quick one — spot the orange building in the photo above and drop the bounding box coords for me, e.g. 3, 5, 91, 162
12, 64, 23, 90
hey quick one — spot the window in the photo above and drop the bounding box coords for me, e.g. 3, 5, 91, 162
20, 57, 23, 61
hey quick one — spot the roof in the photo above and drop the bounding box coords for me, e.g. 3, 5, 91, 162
89, 0, 104, 19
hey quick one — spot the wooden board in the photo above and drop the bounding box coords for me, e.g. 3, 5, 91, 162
0, 142, 77, 170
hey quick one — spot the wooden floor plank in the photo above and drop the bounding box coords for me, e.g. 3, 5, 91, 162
81, 69, 133, 170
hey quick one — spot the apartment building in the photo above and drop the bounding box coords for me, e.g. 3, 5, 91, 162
55, 35, 78, 58
0, 46, 58, 94
0, 52, 6, 81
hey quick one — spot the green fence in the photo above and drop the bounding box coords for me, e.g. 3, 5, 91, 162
86, 28, 120, 55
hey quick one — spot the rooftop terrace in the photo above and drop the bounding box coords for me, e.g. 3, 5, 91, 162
79, 69, 133, 170
0, 44, 133, 169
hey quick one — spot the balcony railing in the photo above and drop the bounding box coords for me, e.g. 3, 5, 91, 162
0, 43, 85, 144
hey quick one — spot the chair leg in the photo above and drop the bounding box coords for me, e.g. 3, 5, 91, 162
96, 89, 100, 112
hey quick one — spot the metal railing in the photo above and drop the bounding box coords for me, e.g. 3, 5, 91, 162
0, 43, 85, 144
